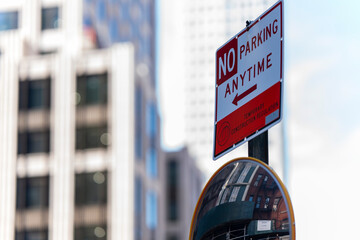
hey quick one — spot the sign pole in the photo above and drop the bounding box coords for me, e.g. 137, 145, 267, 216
245, 19, 268, 165
248, 130, 269, 164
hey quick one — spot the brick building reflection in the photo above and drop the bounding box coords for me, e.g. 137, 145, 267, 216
192, 161, 290, 240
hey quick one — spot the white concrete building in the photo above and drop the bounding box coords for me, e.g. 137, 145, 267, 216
0, 1, 163, 240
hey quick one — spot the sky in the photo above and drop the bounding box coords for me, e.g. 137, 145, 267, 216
285, 0, 360, 239
160, 0, 360, 239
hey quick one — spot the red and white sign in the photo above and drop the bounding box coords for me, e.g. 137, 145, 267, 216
213, 0, 284, 160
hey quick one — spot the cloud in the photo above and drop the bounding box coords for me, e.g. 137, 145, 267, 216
290, 126, 360, 239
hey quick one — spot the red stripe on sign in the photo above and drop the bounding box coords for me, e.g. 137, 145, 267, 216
214, 82, 281, 157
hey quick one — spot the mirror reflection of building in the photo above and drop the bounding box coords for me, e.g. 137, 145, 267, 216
190, 158, 294, 240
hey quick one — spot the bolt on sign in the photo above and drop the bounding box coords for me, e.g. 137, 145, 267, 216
213, 0, 284, 160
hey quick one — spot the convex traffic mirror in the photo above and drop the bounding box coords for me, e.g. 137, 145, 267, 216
190, 157, 295, 240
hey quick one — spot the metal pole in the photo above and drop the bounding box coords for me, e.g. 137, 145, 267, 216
248, 131, 269, 164
246, 18, 269, 165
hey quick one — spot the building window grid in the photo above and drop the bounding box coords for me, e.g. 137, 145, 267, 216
83, 0, 156, 86
8, 0, 159, 238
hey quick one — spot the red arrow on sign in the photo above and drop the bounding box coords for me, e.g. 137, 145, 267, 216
232, 84, 258, 106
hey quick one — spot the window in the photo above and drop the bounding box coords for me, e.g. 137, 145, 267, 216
281, 218, 289, 230
134, 177, 143, 240
0, 11, 18, 31
135, 86, 143, 159
269, 180, 277, 190
254, 174, 263, 186
255, 196, 262, 209
41, 7, 59, 30
146, 191, 158, 230
261, 175, 269, 187
146, 103, 157, 139
167, 160, 178, 221
146, 148, 157, 178
75, 172, 107, 205
273, 197, 281, 212
76, 73, 108, 150
16, 229, 48, 240
109, 18, 118, 41
16, 176, 49, 209
228, 165, 242, 184
96, 0, 106, 21
264, 197, 270, 209
248, 195, 254, 202
27, 131, 50, 153
77, 73, 107, 106
167, 236, 179, 240
76, 125, 108, 150
19, 79, 51, 110
228, 186, 240, 202
74, 225, 106, 240
18, 130, 50, 154
219, 187, 231, 204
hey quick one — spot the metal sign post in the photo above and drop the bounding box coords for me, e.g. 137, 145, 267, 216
248, 131, 269, 164
246, 18, 269, 165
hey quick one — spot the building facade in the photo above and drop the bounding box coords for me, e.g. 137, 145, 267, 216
0, 0, 162, 240
164, 147, 203, 240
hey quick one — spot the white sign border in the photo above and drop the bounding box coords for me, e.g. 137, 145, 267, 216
213, 0, 284, 160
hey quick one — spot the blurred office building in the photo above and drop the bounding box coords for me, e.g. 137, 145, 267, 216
160, 0, 286, 179
0, 0, 178, 240
164, 147, 203, 240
